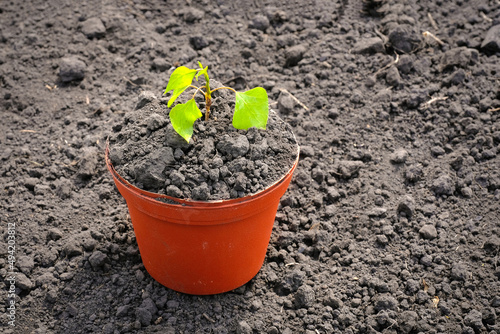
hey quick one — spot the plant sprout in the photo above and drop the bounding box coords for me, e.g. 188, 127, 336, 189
164, 61, 269, 142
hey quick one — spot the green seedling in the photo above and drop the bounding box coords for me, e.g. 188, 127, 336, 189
164, 61, 269, 142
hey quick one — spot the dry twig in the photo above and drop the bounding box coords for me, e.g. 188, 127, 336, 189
374, 53, 399, 76
428, 13, 438, 30
432, 296, 440, 308
374, 27, 388, 45
481, 12, 493, 23
419, 96, 448, 110
123, 76, 152, 88
202, 313, 215, 323
422, 279, 429, 292
321, 61, 332, 69
279, 88, 309, 111
422, 31, 445, 46
309, 222, 320, 230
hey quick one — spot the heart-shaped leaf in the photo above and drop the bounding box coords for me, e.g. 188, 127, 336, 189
169, 99, 202, 142
233, 87, 269, 130
164, 66, 197, 107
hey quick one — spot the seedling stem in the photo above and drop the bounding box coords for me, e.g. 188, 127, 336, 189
164, 61, 269, 142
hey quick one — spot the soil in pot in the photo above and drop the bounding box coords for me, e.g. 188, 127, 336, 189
108, 80, 299, 201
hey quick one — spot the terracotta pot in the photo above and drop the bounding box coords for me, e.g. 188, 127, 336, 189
105, 144, 299, 295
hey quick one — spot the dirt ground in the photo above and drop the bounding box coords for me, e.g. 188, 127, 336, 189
1, 0, 499, 333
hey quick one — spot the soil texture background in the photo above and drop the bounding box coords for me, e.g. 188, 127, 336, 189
1, 0, 500, 333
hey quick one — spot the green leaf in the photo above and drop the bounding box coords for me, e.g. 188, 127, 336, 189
195, 65, 208, 81
233, 87, 269, 130
169, 99, 203, 142
164, 66, 197, 107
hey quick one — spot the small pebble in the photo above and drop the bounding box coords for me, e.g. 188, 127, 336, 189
481, 25, 500, 53
136, 308, 152, 326
152, 58, 169, 72
390, 148, 409, 164
430, 146, 446, 156
59, 56, 86, 82
451, 262, 468, 281
250, 14, 270, 31
89, 250, 108, 270
376, 234, 389, 245
295, 285, 315, 308
419, 224, 437, 240
397, 195, 415, 218
461, 187, 473, 198
432, 174, 455, 196
385, 66, 401, 87
285, 45, 307, 67
81, 17, 106, 39
374, 294, 398, 311
236, 320, 253, 334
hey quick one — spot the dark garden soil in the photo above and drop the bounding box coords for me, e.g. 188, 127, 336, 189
1, 0, 500, 333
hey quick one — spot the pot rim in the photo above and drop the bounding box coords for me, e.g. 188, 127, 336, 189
105, 139, 300, 208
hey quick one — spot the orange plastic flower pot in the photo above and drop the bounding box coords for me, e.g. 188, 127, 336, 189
105, 145, 299, 295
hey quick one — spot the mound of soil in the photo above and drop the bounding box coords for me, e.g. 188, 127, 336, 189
1, 0, 499, 333
109, 81, 298, 201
